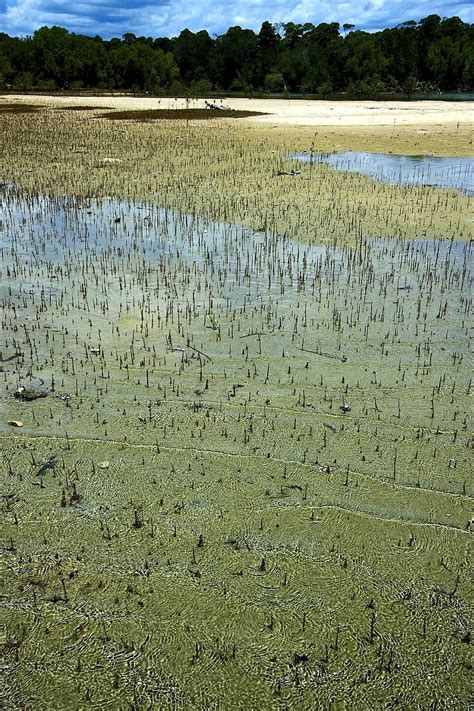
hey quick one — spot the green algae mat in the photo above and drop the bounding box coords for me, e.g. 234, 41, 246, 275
1, 189, 472, 709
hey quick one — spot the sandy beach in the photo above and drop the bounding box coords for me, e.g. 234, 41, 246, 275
3, 94, 472, 127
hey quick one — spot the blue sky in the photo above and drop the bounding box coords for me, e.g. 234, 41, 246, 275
1, 0, 472, 38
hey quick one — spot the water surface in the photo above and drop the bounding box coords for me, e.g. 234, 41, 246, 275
1, 187, 472, 710
292, 151, 474, 194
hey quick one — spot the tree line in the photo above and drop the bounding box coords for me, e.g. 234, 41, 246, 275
0, 15, 472, 96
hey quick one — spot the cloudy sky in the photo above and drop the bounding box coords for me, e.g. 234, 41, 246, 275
1, 0, 472, 38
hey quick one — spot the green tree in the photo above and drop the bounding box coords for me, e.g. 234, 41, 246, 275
264, 71, 284, 92
217, 26, 259, 89
0, 15, 471, 95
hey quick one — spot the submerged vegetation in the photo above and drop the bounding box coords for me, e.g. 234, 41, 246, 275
0, 104, 472, 708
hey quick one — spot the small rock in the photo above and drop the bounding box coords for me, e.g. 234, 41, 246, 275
14, 378, 50, 401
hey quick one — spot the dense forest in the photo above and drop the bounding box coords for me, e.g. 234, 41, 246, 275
0, 15, 472, 96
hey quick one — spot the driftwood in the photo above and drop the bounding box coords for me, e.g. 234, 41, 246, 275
205, 101, 230, 110
239, 331, 266, 339
186, 344, 213, 362
298, 346, 347, 362
275, 169, 300, 177
0, 351, 23, 362
167, 344, 213, 362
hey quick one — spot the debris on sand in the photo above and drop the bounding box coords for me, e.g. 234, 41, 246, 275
14, 378, 50, 401
275, 169, 300, 176
205, 100, 231, 110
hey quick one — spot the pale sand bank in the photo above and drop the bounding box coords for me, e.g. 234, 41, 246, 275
2, 94, 473, 127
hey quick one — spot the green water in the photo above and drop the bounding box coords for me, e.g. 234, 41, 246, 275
1, 188, 472, 709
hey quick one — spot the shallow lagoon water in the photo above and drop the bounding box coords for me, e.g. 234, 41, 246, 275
1, 187, 472, 709
2, 186, 469, 297
292, 151, 474, 194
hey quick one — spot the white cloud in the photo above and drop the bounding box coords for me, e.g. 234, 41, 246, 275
1, 0, 472, 38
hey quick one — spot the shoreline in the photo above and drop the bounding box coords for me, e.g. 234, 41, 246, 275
2, 94, 473, 128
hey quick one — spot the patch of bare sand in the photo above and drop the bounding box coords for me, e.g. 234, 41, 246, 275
2, 94, 472, 127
